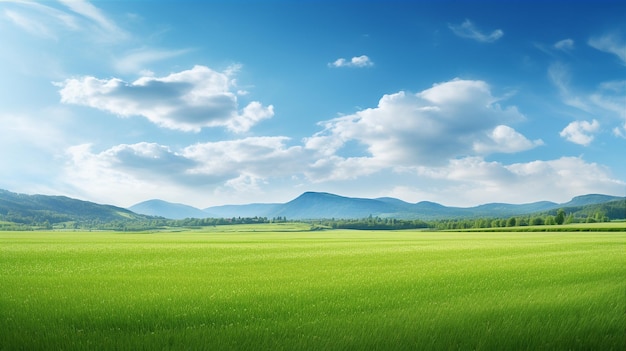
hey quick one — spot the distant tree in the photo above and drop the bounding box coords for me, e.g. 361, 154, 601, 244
530, 217, 544, 226
555, 209, 565, 225
594, 211, 605, 222
506, 217, 517, 227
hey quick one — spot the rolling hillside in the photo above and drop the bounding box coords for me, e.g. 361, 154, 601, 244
0, 189, 150, 225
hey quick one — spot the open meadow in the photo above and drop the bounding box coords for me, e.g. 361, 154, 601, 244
1, 224, 624, 350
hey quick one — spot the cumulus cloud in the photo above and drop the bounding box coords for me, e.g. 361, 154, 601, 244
474, 125, 544, 153
63, 137, 306, 205
559, 119, 600, 146
55, 65, 274, 132
183, 137, 305, 178
554, 38, 574, 51
304, 79, 536, 180
329, 55, 374, 68
448, 19, 503, 43
589, 33, 626, 64
410, 156, 625, 205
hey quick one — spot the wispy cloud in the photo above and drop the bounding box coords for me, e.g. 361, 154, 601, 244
1, 1, 78, 40
547, 62, 590, 111
2, 0, 126, 42
58, 0, 119, 33
560, 119, 600, 146
329, 55, 374, 68
448, 19, 503, 43
114, 48, 192, 73
613, 122, 626, 139
549, 63, 626, 138
554, 38, 574, 51
589, 33, 626, 64
55, 65, 274, 132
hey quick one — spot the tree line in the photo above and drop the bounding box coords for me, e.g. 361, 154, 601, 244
304, 207, 617, 231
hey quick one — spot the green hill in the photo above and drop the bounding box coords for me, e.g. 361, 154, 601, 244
0, 189, 150, 227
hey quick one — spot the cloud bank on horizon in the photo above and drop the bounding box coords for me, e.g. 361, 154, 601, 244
0, 0, 624, 208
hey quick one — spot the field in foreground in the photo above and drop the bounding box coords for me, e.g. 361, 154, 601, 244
1, 227, 624, 350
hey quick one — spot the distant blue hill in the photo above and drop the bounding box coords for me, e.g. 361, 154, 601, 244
271, 192, 395, 219
129, 199, 210, 220
128, 192, 625, 220
203, 203, 281, 218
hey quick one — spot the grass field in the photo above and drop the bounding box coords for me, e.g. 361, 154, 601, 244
1, 226, 624, 350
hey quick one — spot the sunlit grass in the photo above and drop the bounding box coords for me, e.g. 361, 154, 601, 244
1, 230, 624, 350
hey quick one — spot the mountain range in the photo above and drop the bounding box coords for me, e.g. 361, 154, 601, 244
129, 191, 625, 220
1, 188, 623, 226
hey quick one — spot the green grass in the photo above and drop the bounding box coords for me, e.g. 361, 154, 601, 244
1, 229, 624, 350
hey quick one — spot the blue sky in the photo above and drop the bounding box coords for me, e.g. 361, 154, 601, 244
1, 0, 625, 208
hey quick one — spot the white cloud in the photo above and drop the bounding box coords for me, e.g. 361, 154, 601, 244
114, 48, 192, 73
329, 55, 374, 68
548, 62, 592, 111
55, 65, 274, 132
2, 0, 125, 42
448, 19, 503, 43
58, 0, 119, 33
3, 8, 58, 39
183, 137, 305, 178
554, 38, 574, 51
613, 122, 626, 139
559, 119, 600, 146
474, 125, 544, 153
62, 135, 625, 208
409, 156, 625, 206
1, 1, 78, 40
589, 33, 626, 65
63, 137, 306, 206
590, 80, 626, 119
549, 62, 626, 139
304, 78, 535, 180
